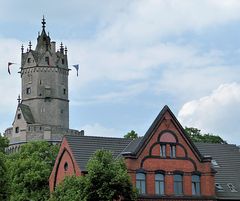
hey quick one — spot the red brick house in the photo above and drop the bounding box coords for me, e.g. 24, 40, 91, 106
49, 105, 240, 200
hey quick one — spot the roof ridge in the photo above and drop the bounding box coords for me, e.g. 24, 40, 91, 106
65, 134, 131, 141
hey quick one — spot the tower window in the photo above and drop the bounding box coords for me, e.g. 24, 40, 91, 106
15, 127, 19, 133
27, 58, 31, 63
61, 109, 64, 114
26, 87, 31, 94
45, 57, 49, 65
62, 59, 64, 64
17, 113, 21, 119
39, 80, 42, 85
63, 88, 66, 95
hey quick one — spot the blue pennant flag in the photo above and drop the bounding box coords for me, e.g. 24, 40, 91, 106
72, 64, 79, 76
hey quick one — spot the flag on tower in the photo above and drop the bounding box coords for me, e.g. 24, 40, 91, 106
8, 62, 16, 75
72, 64, 79, 76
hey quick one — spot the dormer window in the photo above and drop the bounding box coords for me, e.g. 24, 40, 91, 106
227, 183, 238, 192
27, 58, 31, 63
45, 57, 49, 65
215, 183, 224, 192
17, 113, 21, 119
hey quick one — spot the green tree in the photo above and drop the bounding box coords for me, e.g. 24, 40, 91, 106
51, 150, 137, 201
184, 127, 227, 144
7, 141, 59, 201
0, 134, 10, 200
124, 130, 138, 140
0, 134, 9, 153
49, 176, 85, 201
0, 152, 10, 201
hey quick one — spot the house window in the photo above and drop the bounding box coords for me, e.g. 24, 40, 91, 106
136, 173, 146, 194
155, 173, 164, 195
160, 145, 166, 157
17, 113, 21, 119
170, 145, 176, 158
192, 175, 200, 195
174, 174, 183, 195
15, 127, 19, 133
26, 87, 31, 94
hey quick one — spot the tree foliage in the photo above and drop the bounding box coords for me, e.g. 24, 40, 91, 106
0, 134, 10, 201
7, 141, 59, 201
124, 130, 139, 140
184, 127, 227, 144
51, 150, 137, 201
0, 134, 9, 153
49, 176, 85, 201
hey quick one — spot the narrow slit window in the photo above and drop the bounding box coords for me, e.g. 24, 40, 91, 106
160, 145, 166, 157
170, 145, 176, 158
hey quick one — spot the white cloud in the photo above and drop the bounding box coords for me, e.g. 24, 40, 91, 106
81, 123, 121, 137
178, 83, 240, 144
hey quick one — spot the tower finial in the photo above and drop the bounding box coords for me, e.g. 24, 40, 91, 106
17, 95, 21, 104
65, 46, 68, 55
21, 44, 24, 53
28, 41, 32, 51
42, 15, 46, 29
60, 42, 64, 53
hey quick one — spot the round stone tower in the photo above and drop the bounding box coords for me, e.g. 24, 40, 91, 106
4, 17, 83, 152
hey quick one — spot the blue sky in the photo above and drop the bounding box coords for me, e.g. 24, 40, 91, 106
1, 0, 240, 144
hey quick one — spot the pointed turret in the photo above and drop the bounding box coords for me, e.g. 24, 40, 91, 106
35, 16, 51, 53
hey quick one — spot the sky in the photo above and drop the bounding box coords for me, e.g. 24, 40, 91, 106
1, 0, 240, 145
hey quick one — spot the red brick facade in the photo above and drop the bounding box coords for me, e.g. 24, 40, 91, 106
124, 110, 216, 200
49, 107, 216, 200
49, 138, 82, 192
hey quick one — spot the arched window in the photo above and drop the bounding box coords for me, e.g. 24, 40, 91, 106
192, 175, 200, 195
174, 174, 183, 195
64, 162, 68, 171
136, 173, 146, 194
155, 173, 164, 195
